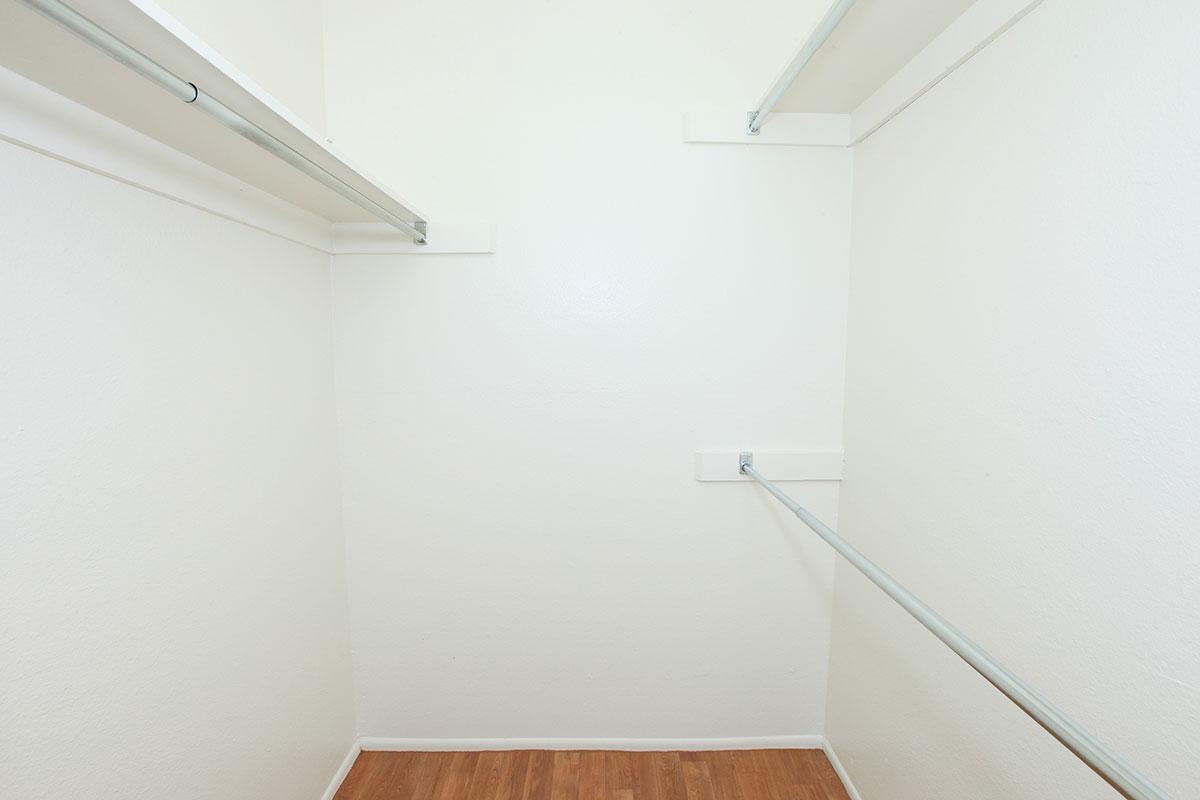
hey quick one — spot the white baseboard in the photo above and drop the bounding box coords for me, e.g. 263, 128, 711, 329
319, 740, 363, 800
358, 735, 824, 752
821, 739, 864, 800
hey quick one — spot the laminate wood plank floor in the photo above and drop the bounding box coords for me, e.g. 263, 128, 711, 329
333, 751, 852, 800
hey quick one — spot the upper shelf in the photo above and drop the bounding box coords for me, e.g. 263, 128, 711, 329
688, 0, 1041, 147
0, 0, 428, 230
772, 0, 977, 114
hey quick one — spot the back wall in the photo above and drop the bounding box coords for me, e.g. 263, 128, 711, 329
323, 0, 854, 740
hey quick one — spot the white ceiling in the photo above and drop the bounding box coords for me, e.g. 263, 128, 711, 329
773, 0, 978, 113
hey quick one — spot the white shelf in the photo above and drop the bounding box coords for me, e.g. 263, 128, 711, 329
0, 0, 427, 229
773, 0, 978, 114
685, 0, 1044, 147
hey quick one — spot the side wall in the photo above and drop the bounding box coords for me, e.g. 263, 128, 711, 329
0, 141, 355, 799
829, 0, 1200, 797
323, 0, 854, 740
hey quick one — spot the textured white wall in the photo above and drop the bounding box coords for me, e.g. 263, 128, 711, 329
153, 0, 327, 131
323, 0, 853, 739
829, 1, 1200, 798
0, 142, 355, 799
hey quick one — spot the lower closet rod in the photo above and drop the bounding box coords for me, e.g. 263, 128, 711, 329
737, 453, 1170, 800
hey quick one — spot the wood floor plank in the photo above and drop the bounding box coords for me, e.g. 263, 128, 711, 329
334, 751, 384, 800
411, 753, 450, 800
376, 752, 423, 800
467, 752, 505, 800
680, 760, 716, 800
550, 752, 581, 800
434, 752, 481, 800
653, 753, 685, 800
760, 749, 801, 800
577, 752, 606, 800
335, 749, 850, 800
728, 751, 768, 800
496, 751, 533, 800
697, 752, 743, 800
634, 752, 660, 800
523, 751, 555, 800
605, 751, 636, 794
810, 753, 852, 800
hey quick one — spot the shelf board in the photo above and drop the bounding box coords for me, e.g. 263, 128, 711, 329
773, 0, 977, 114
0, 0, 427, 227
684, 0, 1044, 147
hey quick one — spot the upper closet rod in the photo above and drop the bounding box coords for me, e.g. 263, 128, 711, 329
16, 0, 428, 244
746, 0, 858, 135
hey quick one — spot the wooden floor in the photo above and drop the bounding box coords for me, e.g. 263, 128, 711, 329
333, 750, 852, 800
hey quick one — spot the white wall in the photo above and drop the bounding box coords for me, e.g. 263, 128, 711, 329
829, 1, 1200, 798
154, 0, 327, 131
323, 0, 853, 739
0, 142, 355, 799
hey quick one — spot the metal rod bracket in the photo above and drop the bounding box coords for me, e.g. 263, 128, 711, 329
738, 451, 754, 473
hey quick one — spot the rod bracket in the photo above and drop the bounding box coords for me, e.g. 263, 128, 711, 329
413, 220, 428, 245
745, 112, 761, 136
738, 451, 753, 473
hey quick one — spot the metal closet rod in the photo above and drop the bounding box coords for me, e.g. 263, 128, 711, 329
736, 453, 1171, 800
18, 0, 428, 244
746, 0, 858, 135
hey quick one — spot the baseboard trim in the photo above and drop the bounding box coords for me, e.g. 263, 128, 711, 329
319, 740, 363, 800
821, 739, 863, 800
358, 735, 824, 752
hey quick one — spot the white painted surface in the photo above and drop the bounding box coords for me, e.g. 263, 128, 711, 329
828, 1, 1200, 798
694, 451, 843, 482
324, 0, 852, 740
0, 65, 492, 256
359, 736, 824, 752
683, 112, 849, 147
152, 0, 327, 132
773, 0, 976, 113
0, 142, 355, 799
849, 0, 1045, 144
0, 0, 427, 227
331, 222, 497, 255
0, 65, 333, 252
